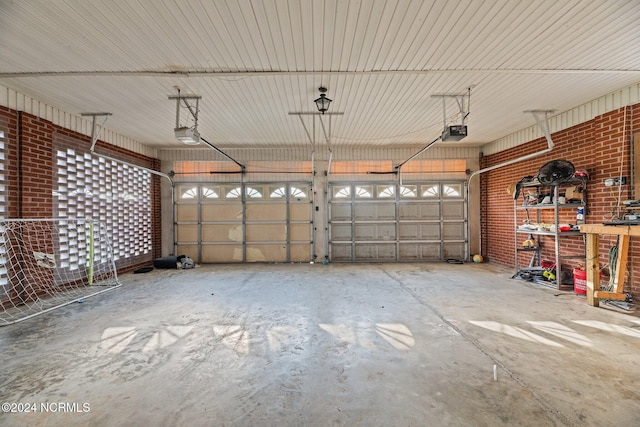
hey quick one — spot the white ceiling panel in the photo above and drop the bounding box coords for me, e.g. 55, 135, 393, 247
1, 0, 640, 152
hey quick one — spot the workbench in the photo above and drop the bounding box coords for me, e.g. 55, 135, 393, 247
579, 224, 640, 307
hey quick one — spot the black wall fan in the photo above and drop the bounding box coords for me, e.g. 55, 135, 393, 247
536, 160, 575, 184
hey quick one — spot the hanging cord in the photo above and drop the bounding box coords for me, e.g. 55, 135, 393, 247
605, 236, 619, 293
608, 187, 623, 220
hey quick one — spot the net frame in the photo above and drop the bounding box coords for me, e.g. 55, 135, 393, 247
0, 218, 121, 326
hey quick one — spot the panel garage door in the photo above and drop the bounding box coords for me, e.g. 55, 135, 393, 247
175, 183, 312, 263
329, 182, 467, 261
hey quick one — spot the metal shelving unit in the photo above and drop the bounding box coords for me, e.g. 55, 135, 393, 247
513, 178, 587, 290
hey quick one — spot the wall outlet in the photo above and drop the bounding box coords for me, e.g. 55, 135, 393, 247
604, 176, 627, 186
615, 176, 627, 185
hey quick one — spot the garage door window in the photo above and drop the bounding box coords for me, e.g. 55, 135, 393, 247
179, 187, 198, 200
423, 185, 439, 197
225, 186, 263, 199
333, 186, 350, 198
202, 186, 220, 199
400, 185, 418, 198
270, 186, 308, 199
424, 184, 462, 198
377, 186, 394, 198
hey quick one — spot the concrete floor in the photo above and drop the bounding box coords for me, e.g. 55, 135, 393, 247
0, 262, 639, 427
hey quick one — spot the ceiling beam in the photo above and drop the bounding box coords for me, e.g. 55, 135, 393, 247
2, 68, 640, 78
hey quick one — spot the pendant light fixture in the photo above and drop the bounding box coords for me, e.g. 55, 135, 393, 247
314, 87, 332, 114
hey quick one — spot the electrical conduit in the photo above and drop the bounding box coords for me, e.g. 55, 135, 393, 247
467, 111, 555, 260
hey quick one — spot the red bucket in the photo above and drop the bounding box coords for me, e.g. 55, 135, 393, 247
573, 268, 587, 295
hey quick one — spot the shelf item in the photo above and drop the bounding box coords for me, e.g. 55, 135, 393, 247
513, 177, 587, 290
516, 202, 583, 210
516, 230, 583, 237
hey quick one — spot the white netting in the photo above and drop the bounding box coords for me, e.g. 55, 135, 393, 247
0, 219, 121, 326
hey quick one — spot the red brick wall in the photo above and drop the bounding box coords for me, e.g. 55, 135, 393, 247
18, 112, 55, 218
481, 104, 639, 297
0, 105, 162, 272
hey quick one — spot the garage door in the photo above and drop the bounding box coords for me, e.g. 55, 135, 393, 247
329, 182, 467, 261
175, 183, 312, 263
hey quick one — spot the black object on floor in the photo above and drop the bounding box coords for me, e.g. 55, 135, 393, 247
153, 256, 179, 269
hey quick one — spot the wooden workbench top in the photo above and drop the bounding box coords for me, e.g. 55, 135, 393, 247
579, 223, 640, 236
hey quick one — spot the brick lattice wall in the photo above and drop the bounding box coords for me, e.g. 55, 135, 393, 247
0, 106, 161, 272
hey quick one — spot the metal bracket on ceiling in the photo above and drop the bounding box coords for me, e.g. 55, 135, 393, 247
288, 112, 343, 150
431, 88, 471, 128
81, 112, 174, 185
523, 109, 556, 148
168, 89, 201, 130
168, 89, 245, 171
81, 112, 112, 151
